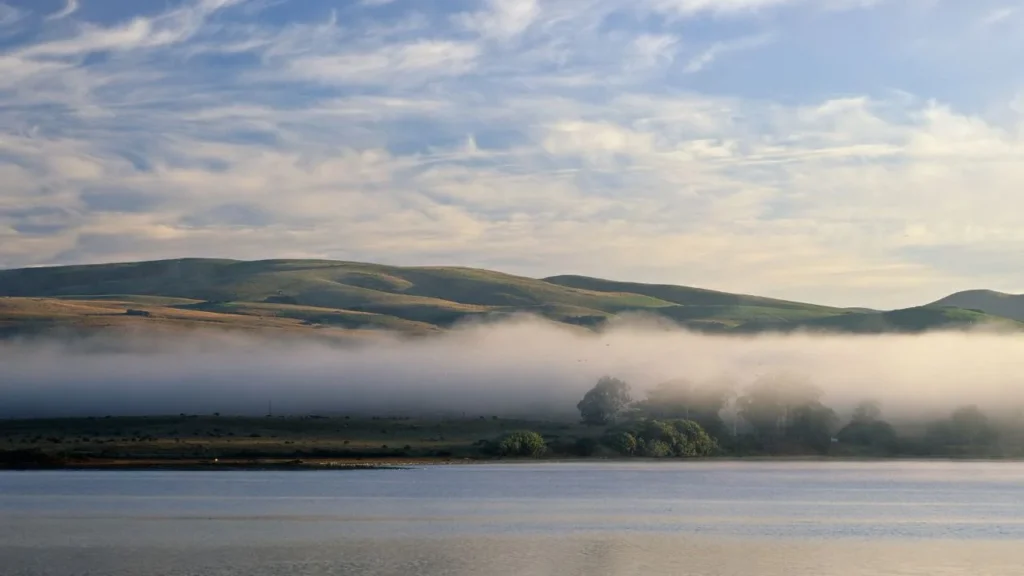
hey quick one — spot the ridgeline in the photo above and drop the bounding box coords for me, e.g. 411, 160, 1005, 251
1, 258, 1022, 338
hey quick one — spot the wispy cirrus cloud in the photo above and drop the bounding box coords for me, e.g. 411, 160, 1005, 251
45, 0, 79, 21
648, 0, 886, 16
682, 32, 776, 73
977, 6, 1017, 28
457, 0, 541, 41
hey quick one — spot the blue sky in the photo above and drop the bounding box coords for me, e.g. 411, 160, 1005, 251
1, 0, 1023, 308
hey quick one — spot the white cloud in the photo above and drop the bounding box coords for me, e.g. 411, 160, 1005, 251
629, 34, 680, 69
457, 0, 541, 41
24, 0, 242, 57
647, 0, 885, 17
282, 41, 480, 85
977, 7, 1017, 28
45, 0, 80, 21
683, 33, 776, 73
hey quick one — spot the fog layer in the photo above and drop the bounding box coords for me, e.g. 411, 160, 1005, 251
2, 317, 1024, 419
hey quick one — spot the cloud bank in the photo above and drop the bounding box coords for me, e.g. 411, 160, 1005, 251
3, 318, 1023, 420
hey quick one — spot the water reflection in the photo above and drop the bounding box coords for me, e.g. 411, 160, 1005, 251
3, 463, 1024, 575
4, 536, 1023, 576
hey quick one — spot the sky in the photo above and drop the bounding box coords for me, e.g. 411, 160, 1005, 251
0, 0, 1022, 309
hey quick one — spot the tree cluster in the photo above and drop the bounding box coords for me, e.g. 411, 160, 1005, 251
576, 373, 1021, 458
603, 419, 718, 458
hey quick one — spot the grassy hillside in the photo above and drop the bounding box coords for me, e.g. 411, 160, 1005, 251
0, 258, 1019, 336
0, 297, 393, 342
737, 306, 1024, 334
545, 275, 834, 310
931, 290, 1024, 322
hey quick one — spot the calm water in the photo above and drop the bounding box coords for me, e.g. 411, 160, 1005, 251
3, 461, 1024, 575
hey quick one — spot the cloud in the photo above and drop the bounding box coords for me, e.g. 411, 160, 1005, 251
45, 0, 80, 21
0, 2, 24, 27
24, 0, 242, 58
647, 0, 885, 17
629, 34, 681, 69
457, 0, 541, 41
683, 33, 776, 73
281, 41, 481, 86
977, 7, 1017, 28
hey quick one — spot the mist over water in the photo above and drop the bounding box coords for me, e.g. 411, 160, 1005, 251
3, 316, 1024, 419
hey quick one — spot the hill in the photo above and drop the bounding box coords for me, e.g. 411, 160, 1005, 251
930, 290, 1024, 322
736, 306, 1024, 334
0, 258, 1019, 337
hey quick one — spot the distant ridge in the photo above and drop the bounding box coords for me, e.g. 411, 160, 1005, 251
930, 290, 1024, 322
0, 258, 1020, 337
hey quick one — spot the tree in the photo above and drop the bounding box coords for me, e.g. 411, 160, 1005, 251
737, 373, 823, 440
851, 400, 882, 424
497, 431, 547, 457
577, 376, 632, 425
603, 431, 638, 455
642, 378, 734, 439
786, 402, 838, 453
737, 373, 835, 452
603, 419, 717, 458
926, 405, 997, 455
837, 399, 898, 454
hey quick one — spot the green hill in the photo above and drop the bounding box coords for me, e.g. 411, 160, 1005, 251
545, 275, 840, 328
0, 258, 1019, 337
736, 306, 1024, 334
930, 290, 1024, 322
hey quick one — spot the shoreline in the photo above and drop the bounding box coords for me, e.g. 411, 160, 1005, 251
0, 456, 473, 471
4, 454, 1023, 472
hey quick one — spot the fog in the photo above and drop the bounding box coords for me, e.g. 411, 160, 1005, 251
2, 316, 1024, 420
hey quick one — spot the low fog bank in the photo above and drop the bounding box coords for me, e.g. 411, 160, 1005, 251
2, 316, 1024, 420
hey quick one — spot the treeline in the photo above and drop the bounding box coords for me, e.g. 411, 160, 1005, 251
570, 374, 1024, 458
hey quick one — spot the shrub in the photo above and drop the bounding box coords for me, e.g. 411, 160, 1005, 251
603, 431, 638, 456
497, 430, 546, 457
641, 439, 673, 458
602, 419, 717, 458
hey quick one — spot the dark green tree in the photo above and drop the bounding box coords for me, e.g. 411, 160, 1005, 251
577, 376, 632, 425
604, 419, 717, 458
603, 431, 638, 455
786, 402, 838, 453
837, 400, 899, 454
497, 431, 547, 457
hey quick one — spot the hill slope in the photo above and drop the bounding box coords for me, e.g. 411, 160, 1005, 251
930, 290, 1024, 322
0, 258, 1018, 336
736, 306, 1024, 334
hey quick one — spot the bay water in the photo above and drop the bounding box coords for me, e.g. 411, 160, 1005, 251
3, 461, 1024, 575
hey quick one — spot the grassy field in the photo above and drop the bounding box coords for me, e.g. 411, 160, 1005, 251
0, 258, 1020, 337
0, 415, 604, 467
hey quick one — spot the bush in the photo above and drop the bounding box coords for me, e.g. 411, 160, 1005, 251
601, 419, 717, 458
497, 430, 547, 457
603, 431, 638, 455
641, 439, 673, 458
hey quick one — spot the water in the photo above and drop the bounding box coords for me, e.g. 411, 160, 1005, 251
3, 461, 1024, 575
